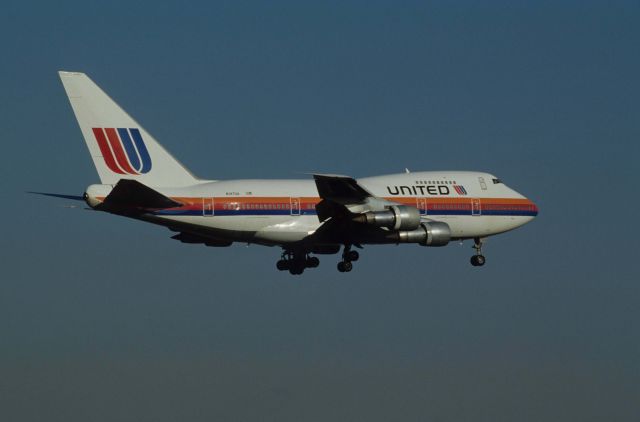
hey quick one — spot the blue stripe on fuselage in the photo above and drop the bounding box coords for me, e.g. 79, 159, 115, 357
152, 209, 537, 217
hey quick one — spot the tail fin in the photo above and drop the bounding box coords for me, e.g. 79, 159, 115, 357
59, 71, 199, 187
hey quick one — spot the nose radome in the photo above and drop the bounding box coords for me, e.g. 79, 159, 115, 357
530, 200, 539, 217
506, 184, 538, 217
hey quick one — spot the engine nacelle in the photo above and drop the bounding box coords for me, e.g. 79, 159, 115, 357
353, 205, 421, 231
420, 221, 451, 246
393, 221, 451, 247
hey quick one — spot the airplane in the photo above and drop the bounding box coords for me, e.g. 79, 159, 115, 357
35, 71, 538, 275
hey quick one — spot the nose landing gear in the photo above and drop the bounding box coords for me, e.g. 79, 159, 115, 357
337, 245, 359, 272
470, 237, 486, 267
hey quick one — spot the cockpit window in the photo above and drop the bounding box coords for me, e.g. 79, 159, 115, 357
492, 178, 502, 184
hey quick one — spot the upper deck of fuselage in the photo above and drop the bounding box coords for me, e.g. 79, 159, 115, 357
359, 171, 527, 199
152, 171, 529, 201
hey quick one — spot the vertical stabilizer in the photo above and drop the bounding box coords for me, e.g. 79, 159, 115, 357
59, 71, 199, 187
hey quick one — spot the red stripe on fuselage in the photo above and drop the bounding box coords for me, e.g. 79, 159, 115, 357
104, 128, 137, 174
92, 128, 124, 174
158, 197, 536, 214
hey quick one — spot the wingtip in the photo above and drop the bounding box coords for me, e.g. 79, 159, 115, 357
312, 173, 354, 179
58, 70, 86, 77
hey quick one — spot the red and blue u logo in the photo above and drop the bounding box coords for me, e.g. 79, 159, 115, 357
453, 185, 468, 195
92, 128, 152, 175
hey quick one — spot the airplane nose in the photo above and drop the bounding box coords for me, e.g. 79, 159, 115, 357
507, 198, 538, 231
530, 200, 539, 217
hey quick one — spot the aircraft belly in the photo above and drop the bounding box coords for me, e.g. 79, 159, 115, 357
148, 214, 319, 244
430, 215, 534, 238
253, 215, 320, 243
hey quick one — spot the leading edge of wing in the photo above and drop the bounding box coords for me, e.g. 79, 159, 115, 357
27, 191, 85, 201
312, 174, 372, 203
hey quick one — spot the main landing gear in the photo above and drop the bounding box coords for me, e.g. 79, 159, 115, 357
470, 237, 486, 267
276, 251, 319, 275
337, 245, 359, 273
276, 245, 361, 275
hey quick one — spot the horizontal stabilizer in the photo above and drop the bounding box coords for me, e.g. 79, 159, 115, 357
28, 191, 85, 201
102, 179, 182, 210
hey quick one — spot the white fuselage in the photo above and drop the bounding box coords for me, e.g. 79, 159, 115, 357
87, 171, 538, 246
59, 71, 538, 271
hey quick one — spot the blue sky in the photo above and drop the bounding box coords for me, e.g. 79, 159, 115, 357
1, 1, 639, 420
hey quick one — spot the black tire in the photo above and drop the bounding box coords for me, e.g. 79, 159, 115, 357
347, 250, 359, 262
476, 255, 486, 266
337, 261, 346, 272
307, 257, 320, 268
343, 261, 353, 272
276, 259, 289, 271
470, 255, 486, 267
289, 265, 304, 275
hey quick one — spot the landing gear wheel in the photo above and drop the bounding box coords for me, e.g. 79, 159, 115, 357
276, 259, 289, 271
470, 237, 486, 267
470, 255, 486, 267
337, 244, 357, 272
279, 250, 319, 274
306, 257, 320, 268
337, 261, 353, 272
289, 261, 305, 275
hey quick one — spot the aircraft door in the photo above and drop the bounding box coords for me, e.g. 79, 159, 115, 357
203, 198, 214, 216
417, 198, 427, 216
290, 197, 300, 216
478, 176, 487, 190
471, 198, 481, 216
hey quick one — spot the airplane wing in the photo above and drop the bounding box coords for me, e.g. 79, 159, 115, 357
313, 174, 372, 204
312, 174, 376, 222
311, 173, 423, 245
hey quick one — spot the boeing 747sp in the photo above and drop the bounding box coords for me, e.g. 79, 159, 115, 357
37, 72, 538, 275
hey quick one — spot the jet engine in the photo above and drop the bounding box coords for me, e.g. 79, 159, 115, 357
353, 205, 421, 230
390, 221, 451, 246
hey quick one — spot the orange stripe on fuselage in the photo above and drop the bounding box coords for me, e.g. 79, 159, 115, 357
383, 197, 533, 205
94, 196, 536, 211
